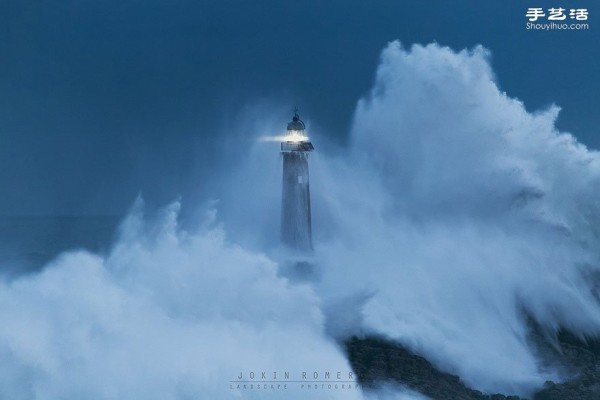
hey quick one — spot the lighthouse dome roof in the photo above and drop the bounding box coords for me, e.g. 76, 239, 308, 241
287, 113, 306, 131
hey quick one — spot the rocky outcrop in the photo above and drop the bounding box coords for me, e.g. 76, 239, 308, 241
344, 336, 522, 400
531, 329, 600, 400
344, 329, 600, 400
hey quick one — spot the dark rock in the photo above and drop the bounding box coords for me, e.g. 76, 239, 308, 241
344, 322, 600, 400
344, 336, 523, 400
528, 321, 600, 400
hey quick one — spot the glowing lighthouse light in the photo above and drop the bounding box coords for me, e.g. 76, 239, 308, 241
285, 129, 308, 143
281, 112, 314, 152
257, 112, 313, 144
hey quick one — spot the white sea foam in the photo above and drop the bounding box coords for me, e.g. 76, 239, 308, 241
0, 199, 360, 399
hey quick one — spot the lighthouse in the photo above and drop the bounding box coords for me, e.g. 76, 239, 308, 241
281, 111, 314, 252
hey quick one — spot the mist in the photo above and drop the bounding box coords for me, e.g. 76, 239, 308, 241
1, 41, 600, 399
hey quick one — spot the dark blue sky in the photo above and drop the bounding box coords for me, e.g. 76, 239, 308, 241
0, 0, 598, 216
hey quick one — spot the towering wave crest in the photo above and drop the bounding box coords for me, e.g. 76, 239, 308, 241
311, 41, 600, 395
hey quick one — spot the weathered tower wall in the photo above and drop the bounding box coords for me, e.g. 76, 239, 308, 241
281, 151, 313, 251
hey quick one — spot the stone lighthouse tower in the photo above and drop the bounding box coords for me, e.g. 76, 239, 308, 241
281, 111, 314, 252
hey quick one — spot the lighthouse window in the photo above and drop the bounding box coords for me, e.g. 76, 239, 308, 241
298, 176, 303, 184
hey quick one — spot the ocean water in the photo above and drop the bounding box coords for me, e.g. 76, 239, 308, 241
0, 216, 120, 277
